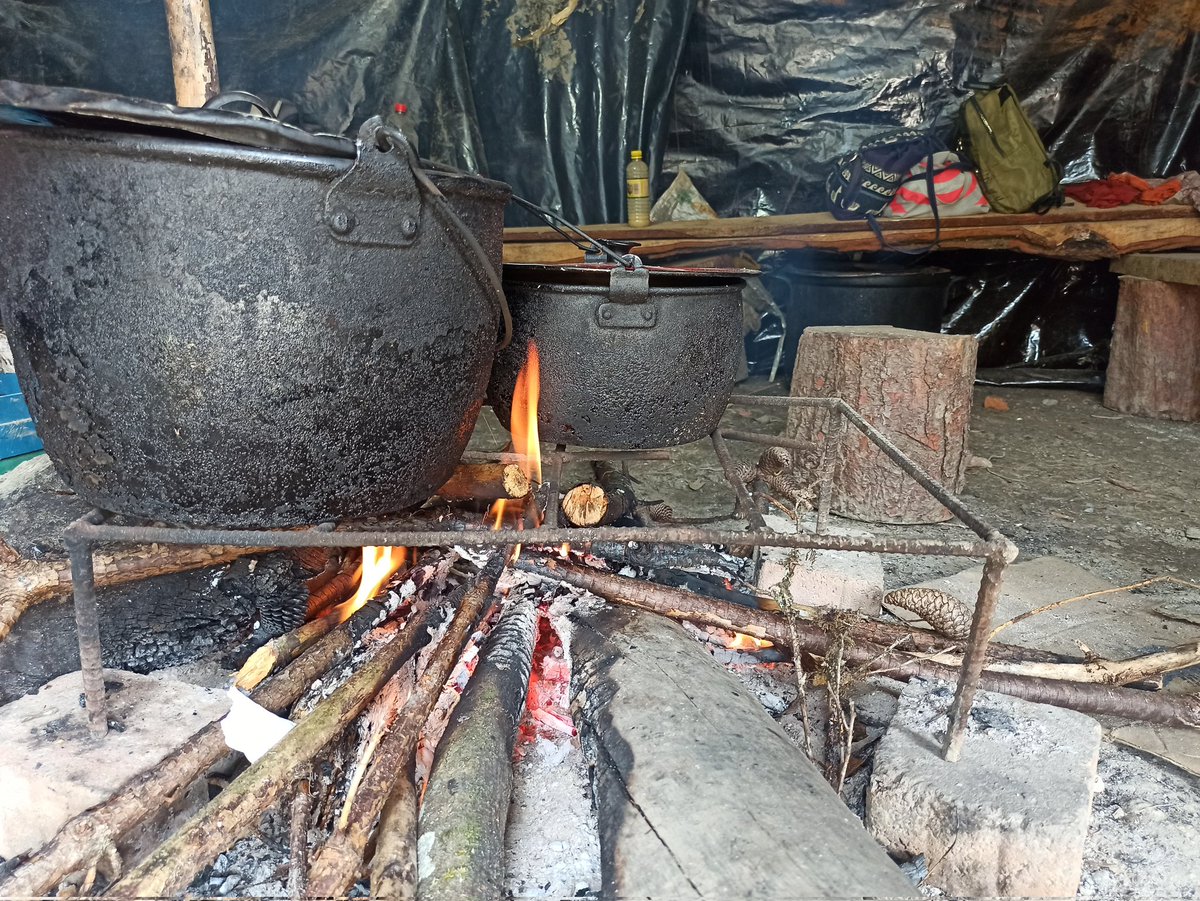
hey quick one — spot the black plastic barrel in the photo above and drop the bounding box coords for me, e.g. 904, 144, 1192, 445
762, 262, 951, 376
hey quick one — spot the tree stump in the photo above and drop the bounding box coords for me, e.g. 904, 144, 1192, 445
787, 325, 978, 524
1103, 276, 1200, 421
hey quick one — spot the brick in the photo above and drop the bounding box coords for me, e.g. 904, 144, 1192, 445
757, 515, 883, 614
866, 678, 1102, 897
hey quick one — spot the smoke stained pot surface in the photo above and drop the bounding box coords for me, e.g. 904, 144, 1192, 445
0, 83, 510, 527
488, 262, 753, 448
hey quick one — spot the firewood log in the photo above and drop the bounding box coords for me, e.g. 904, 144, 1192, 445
0, 594, 396, 898
435, 462, 532, 502
412, 596, 538, 901
0, 544, 266, 643
109, 597, 443, 898
562, 462, 639, 527
306, 553, 508, 899
521, 558, 1200, 728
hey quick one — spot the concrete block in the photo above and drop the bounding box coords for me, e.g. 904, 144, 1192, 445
757, 514, 883, 614
0, 668, 230, 858
866, 678, 1102, 898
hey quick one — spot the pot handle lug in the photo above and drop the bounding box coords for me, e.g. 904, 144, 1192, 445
323, 117, 423, 247
598, 265, 655, 328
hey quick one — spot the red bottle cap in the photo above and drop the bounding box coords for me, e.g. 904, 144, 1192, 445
394, 103, 409, 114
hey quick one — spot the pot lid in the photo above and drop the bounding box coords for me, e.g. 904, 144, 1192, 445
0, 80, 355, 158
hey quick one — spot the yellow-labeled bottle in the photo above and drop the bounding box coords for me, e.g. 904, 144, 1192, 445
626, 149, 651, 227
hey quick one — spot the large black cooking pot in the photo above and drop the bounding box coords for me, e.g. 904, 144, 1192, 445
0, 83, 511, 526
488, 260, 751, 448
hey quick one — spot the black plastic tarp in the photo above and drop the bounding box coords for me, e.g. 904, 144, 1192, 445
665, 0, 1200, 218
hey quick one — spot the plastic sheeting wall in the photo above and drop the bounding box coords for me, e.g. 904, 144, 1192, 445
2, 0, 1196, 367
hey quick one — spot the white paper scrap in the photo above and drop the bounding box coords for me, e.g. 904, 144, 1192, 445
220, 686, 295, 763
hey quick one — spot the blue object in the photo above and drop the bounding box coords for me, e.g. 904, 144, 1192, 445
0, 372, 43, 460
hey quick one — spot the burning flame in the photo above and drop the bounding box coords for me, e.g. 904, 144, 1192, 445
330, 546, 408, 623
725, 632, 774, 651
488, 343, 542, 540
558, 542, 571, 558
512, 343, 542, 485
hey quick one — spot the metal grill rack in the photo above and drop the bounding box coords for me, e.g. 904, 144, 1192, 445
65, 394, 1015, 760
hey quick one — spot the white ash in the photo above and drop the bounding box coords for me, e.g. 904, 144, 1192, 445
1078, 742, 1200, 898
190, 810, 290, 898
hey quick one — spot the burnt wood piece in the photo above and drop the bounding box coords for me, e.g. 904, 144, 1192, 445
788, 326, 978, 524
503, 204, 1200, 263
434, 462, 532, 502
309, 555, 507, 899
562, 462, 640, 527
0, 595, 394, 898
0, 553, 309, 705
1103, 276, 1200, 421
110, 597, 443, 898
531, 559, 1200, 727
569, 604, 917, 899
415, 596, 537, 901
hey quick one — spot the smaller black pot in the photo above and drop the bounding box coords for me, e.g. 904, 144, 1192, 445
488, 262, 751, 448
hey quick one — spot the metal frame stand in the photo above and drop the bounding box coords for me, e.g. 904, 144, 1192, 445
67, 394, 1014, 760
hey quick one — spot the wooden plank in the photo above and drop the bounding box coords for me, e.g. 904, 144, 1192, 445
569, 605, 917, 900
1111, 252, 1200, 287
504, 203, 1200, 263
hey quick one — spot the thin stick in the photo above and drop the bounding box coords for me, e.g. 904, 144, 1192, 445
109, 601, 438, 899
990, 575, 1200, 640
287, 774, 312, 899
163, 0, 219, 106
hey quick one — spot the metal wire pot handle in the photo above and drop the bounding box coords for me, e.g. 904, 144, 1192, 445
373, 124, 513, 350
510, 194, 644, 270
201, 90, 279, 119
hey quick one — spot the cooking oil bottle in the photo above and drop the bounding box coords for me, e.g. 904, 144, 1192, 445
626, 149, 651, 226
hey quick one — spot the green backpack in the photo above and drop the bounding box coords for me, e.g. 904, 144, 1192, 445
960, 84, 1063, 214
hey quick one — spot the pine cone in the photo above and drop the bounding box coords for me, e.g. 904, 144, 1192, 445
763, 469, 814, 508
734, 462, 757, 486
883, 587, 972, 640
643, 501, 674, 523
759, 445, 794, 474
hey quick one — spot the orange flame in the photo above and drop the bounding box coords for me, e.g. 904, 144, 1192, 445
487, 343, 542, 542
330, 546, 408, 623
725, 632, 774, 651
512, 343, 542, 485
558, 542, 571, 558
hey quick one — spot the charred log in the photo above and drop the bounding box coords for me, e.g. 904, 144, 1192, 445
562, 462, 640, 527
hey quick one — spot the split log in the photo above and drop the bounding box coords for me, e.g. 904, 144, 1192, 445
371, 777, 419, 901
435, 463, 532, 502
524, 559, 1200, 728
1102, 275, 1200, 421
569, 604, 918, 898
415, 596, 538, 901
562, 462, 639, 527
109, 600, 441, 898
0, 543, 264, 643
788, 326, 978, 524
0, 594, 396, 898
307, 554, 508, 899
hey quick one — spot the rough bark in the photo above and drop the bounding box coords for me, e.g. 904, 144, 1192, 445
414, 597, 538, 901
569, 604, 918, 899
307, 555, 507, 899
164, 0, 219, 106
0, 595, 393, 898
788, 325, 978, 524
109, 602, 439, 899
525, 558, 1200, 727
1103, 276, 1200, 421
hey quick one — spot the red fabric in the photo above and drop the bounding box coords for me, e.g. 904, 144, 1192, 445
1066, 173, 1182, 208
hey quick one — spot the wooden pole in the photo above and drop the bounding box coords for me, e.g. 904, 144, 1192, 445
164, 0, 220, 106
413, 596, 538, 901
